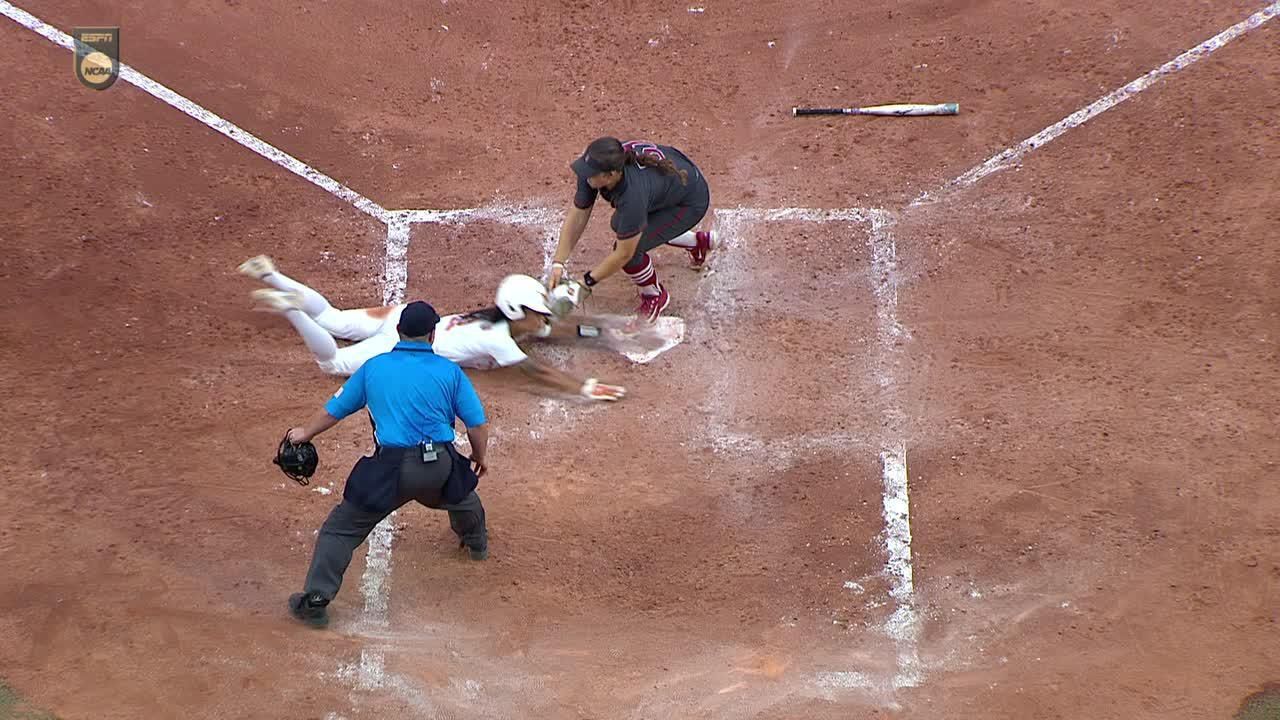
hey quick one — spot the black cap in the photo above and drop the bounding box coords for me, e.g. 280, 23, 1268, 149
397, 300, 441, 337
570, 137, 622, 179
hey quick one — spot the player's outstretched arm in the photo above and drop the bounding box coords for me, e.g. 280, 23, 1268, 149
516, 357, 626, 402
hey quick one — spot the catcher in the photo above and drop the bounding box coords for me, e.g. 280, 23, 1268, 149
239, 255, 626, 402
548, 136, 715, 327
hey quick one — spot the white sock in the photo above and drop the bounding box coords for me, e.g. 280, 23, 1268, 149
667, 230, 698, 249
262, 271, 331, 317
282, 309, 339, 361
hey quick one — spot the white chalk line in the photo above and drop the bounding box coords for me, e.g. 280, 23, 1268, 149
0, 1, 390, 222
326, 213, 412, 703
880, 450, 920, 688
382, 219, 411, 307
695, 207, 920, 694
392, 205, 873, 226
915, 0, 1280, 205
862, 208, 921, 689
866, 0, 1280, 695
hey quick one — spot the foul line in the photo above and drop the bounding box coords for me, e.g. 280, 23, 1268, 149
916, 0, 1280, 204
0, 0, 390, 222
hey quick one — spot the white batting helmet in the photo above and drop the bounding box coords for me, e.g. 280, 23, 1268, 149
495, 274, 553, 321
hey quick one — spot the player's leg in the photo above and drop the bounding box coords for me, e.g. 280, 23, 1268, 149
252, 289, 341, 362
239, 255, 332, 316
316, 334, 398, 376
313, 305, 396, 342
250, 292, 394, 376
619, 250, 670, 326
239, 255, 384, 340
620, 197, 712, 325
619, 206, 701, 324
668, 227, 714, 270
655, 180, 714, 269
622, 251, 663, 298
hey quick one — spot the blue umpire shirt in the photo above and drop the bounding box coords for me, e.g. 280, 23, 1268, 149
323, 340, 486, 447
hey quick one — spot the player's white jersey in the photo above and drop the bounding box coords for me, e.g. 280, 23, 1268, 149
315, 303, 527, 376
433, 312, 529, 369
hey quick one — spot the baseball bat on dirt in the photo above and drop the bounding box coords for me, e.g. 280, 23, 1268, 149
792, 103, 959, 117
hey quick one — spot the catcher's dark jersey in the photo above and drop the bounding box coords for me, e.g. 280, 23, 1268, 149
574, 141, 708, 240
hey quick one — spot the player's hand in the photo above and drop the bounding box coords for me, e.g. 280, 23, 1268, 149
286, 426, 312, 444
548, 263, 566, 289
471, 457, 488, 479
581, 378, 627, 402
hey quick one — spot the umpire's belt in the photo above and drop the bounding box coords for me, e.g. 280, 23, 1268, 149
373, 441, 451, 461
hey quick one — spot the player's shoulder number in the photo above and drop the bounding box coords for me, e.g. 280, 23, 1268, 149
622, 140, 665, 164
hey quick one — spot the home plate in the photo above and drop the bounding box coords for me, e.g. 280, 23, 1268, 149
590, 315, 685, 364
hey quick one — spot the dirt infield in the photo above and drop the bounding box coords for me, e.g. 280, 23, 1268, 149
2, 0, 1277, 718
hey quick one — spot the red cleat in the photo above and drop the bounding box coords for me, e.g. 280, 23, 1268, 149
688, 230, 714, 271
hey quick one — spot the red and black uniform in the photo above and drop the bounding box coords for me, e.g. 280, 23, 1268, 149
573, 141, 710, 259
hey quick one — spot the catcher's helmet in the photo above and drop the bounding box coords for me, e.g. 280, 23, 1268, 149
273, 432, 319, 485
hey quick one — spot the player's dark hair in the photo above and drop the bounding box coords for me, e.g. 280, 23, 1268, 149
457, 306, 508, 325
589, 137, 688, 185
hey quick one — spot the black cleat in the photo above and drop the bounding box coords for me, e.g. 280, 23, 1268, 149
288, 592, 330, 628
459, 540, 488, 561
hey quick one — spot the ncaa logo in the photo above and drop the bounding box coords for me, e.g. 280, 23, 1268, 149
73, 27, 120, 90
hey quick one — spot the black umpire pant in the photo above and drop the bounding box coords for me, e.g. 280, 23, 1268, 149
301, 446, 486, 603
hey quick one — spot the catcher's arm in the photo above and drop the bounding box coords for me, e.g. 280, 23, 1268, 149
587, 232, 640, 284
550, 204, 593, 288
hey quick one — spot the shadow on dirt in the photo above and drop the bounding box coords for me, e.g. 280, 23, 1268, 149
1235, 683, 1280, 720
0, 682, 56, 720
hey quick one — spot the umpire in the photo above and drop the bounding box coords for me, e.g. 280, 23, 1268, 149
282, 300, 490, 629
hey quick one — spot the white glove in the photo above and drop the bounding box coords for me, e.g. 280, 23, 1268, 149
581, 378, 626, 402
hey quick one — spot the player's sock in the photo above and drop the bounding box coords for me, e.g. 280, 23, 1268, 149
282, 309, 339, 361
261, 271, 331, 317
624, 254, 662, 296
667, 230, 697, 249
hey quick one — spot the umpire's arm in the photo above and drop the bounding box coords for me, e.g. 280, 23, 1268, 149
453, 367, 489, 477
287, 367, 368, 444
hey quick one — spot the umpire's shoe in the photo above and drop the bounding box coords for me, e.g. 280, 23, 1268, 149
460, 540, 488, 561
288, 592, 330, 628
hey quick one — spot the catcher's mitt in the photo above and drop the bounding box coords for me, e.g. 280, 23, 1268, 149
273, 432, 319, 486
548, 279, 589, 318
